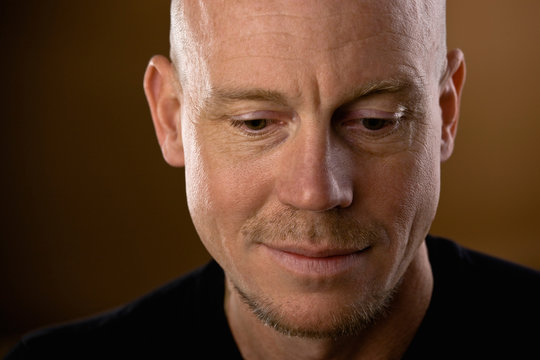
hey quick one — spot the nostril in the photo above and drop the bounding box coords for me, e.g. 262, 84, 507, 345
277, 168, 353, 211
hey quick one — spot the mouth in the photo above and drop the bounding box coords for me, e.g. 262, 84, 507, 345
260, 243, 371, 277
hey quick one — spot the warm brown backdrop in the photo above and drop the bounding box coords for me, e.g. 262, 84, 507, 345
1, 0, 539, 355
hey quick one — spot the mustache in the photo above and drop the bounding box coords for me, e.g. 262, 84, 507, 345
240, 207, 381, 248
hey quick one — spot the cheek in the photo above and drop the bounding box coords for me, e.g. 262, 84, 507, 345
360, 129, 441, 246
396, 153, 440, 234
351, 145, 439, 290
183, 129, 274, 257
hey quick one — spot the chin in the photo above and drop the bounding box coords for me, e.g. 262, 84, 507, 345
233, 281, 397, 339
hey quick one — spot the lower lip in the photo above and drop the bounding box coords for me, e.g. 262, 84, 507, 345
261, 245, 369, 277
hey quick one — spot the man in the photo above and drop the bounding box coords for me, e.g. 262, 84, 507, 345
6, 0, 539, 359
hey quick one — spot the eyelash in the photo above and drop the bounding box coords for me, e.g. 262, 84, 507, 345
341, 116, 399, 131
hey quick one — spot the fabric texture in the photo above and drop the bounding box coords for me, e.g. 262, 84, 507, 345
5, 236, 540, 359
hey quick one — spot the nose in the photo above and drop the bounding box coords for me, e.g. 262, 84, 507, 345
275, 124, 353, 211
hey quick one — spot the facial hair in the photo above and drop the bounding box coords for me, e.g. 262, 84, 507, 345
233, 207, 399, 339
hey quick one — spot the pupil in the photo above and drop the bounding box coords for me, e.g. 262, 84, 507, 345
363, 118, 385, 130
246, 119, 267, 130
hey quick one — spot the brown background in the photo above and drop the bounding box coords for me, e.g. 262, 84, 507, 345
1, 0, 539, 355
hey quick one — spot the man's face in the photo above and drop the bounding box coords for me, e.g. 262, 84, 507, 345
172, 0, 452, 337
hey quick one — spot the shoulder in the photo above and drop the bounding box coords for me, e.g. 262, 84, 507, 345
408, 235, 540, 358
426, 235, 540, 295
5, 261, 239, 359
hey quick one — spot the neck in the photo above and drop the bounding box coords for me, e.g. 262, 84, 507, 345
225, 242, 433, 360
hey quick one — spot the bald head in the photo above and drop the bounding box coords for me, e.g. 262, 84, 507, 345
169, 0, 448, 93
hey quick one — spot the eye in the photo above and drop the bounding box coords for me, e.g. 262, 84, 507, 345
361, 118, 390, 131
244, 119, 268, 131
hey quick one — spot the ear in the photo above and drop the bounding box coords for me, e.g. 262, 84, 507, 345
439, 49, 466, 162
143, 55, 184, 167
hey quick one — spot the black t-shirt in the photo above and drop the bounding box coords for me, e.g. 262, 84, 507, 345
5, 236, 540, 359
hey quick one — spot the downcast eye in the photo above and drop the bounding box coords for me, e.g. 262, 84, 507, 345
244, 119, 268, 130
362, 118, 388, 131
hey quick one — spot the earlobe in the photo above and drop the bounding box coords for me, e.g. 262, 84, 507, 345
143, 55, 185, 167
439, 49, 466, 162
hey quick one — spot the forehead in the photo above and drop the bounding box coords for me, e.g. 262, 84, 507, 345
176, 0, 437, 105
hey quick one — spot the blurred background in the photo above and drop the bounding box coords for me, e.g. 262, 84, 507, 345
1, 0, 539, 356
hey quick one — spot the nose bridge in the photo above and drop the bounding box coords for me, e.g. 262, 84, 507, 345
276, 121, 353, 211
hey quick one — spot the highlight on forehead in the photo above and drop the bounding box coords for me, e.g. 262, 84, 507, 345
169, 0, 188, 81
169, 0, 211, 84
169, 0, 217, 100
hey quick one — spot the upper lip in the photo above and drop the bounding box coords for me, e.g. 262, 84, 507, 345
263, 244, 368, 258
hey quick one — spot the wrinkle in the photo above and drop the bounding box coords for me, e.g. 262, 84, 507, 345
244, 12, 344, 21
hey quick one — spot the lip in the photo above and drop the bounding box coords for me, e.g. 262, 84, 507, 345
261, 244, 370, 277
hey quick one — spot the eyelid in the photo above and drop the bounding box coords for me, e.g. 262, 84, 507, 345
229, 110, 291, 122
340, 108, 404, 122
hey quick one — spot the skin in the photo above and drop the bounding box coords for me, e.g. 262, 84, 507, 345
144, 0, 466, 358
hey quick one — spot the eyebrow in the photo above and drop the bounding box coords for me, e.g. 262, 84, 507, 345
205, 88, 290, 108
341, 78, 418, 105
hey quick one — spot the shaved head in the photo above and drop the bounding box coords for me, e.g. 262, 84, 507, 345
169, 0, 448, 93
